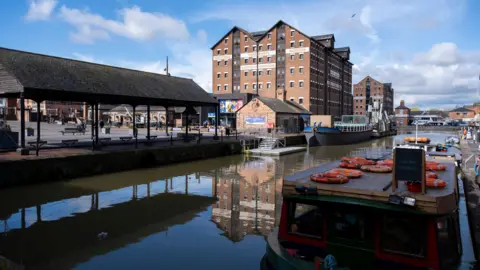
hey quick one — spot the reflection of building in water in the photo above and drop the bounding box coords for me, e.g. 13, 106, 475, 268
211, 157, 282, 242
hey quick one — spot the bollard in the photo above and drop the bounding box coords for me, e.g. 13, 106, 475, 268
235, 130, 238, 140
170, 132, 173, 146
221, 130, 223, 142
92, 136, 95, 152
198, 129, 201, 144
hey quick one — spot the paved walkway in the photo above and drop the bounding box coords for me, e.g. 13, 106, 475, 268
0, 136, 239, 161
460, 138, 480, 257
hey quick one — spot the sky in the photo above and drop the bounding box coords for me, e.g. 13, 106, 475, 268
0, 0, 479, 110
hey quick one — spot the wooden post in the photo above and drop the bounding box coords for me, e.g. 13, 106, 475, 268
422, 149, 426, 194
19, 93, 26, 150
147, 104, 151, 140
90, 104, 95, 140
94, 104, 99, 146
133, 105, 137, 148
165, 106, 169, 136
36, 100, 41, 156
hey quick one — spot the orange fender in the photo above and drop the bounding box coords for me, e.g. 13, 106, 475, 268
339, 162, 360, 169
426, 171, 438, 179
426, 178, 447, 188
310, 173, 349, 184
360, 165, 393, 173
426, 163, 446, 171
324, 168, 363, 179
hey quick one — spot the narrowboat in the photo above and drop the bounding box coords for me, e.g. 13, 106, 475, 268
305, 115, 373, 146
260, 154, 476, 269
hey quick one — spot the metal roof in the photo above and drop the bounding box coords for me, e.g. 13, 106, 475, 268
0, 47, 218, 106
257, 97, 311, 114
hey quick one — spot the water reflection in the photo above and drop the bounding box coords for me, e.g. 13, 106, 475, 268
0, 134, 449, 269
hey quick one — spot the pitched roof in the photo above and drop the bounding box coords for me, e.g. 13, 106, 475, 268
0, 47, 217, 106
395, 104, 409, 110
210, 26, 252, 50
110, 105, 166, 113
257, 97, 311, 114
210, 20, 352, 65
449, 107, 473, 113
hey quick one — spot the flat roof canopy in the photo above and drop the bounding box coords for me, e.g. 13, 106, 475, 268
0, 47, 218, 107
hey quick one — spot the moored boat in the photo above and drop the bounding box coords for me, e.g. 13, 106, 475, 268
261, 151, 475, 269
305, 115, 373, 146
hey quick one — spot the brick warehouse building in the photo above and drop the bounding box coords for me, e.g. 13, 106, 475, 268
211, 20, 353, 119
353, 76, 394, 116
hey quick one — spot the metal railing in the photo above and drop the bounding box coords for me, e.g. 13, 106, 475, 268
334, 124, 372, 132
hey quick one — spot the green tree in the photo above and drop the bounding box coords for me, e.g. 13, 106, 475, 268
411, 107, 420, 111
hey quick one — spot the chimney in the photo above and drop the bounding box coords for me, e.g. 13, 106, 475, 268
276, 89, 286, 101
400, 100, 405, 107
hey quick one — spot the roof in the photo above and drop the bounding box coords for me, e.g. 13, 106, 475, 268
257, 97, 311, 114
395, 104, 409, 110
450, 107, 473, 113
312, 34, 335, 42
110, 105, 166, 113
210, 20, 352, 65
333, 46, 350, 53
0, 47, 218, 106
283, 160, 457, 215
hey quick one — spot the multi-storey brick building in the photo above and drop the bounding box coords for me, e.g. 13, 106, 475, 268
211, 20, 353, 119
353, 76, 394, 116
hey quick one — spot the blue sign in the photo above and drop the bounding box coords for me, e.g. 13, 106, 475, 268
208, 113, 216, 118
245, 116, 265, 125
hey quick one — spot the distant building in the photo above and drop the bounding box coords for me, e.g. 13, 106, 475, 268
394, 100, 410, 126
211, 20, 353, 118
448, 107, 475, 122
353, 76, 394, 116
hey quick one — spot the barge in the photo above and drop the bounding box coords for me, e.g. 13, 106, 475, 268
305, 115, 373, 146
261, 149, 475, 269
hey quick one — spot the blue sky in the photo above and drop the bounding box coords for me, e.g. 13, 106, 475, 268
0, 0, 479, 109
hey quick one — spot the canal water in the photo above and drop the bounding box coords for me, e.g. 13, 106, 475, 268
0, 133, 455, 270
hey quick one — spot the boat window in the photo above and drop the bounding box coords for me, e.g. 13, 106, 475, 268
288, 202, 324, 239
330, 210, 366, 242
381, 215, 427, 258
437, 217, 461, 268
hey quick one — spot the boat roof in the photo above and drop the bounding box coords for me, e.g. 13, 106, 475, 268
283, 160, 458, 215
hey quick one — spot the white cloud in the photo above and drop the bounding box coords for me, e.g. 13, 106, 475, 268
354, 42, 480, 109
24, 0, 58, 21
58, 5, 189, 44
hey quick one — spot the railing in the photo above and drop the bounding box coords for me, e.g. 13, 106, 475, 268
334, 123, 372, 132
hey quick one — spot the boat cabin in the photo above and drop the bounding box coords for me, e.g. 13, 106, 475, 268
262, 152, 475, 270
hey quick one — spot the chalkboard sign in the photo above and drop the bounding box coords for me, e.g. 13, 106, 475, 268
393, 148, 425, 182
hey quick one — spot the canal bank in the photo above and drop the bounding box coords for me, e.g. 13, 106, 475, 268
460, 140, 480, 258
0, 141, 242, 189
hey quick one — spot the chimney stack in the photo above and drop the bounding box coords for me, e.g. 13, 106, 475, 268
400, 100, 405, 107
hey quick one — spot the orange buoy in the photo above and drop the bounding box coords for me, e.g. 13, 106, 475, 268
324, 168, 363, 179
404, 137, 430, 143
341, 157, 376, 165
426, 178, 447, 188
339, 162, 360, 169
310, 173, 349, 184
377, 159, 393, 167
426, 171, 438, 179
360, 165, 393, 173
426, 163, 447, 171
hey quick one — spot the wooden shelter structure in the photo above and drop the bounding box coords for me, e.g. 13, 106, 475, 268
0, 48, 219, 154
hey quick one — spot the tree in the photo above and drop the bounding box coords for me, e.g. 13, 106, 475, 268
411, 107, 420, 111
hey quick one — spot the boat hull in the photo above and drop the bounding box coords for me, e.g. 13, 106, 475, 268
308, 129, 373, 146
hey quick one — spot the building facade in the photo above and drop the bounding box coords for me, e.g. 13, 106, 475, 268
448, 107, 475, 121
394, 100, 410, 126
211, 20, 353, 119
353, 76, 394, 116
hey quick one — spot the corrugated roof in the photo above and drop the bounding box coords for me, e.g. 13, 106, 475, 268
0, 47, 218, 106
110, 105, 166, 113
257, 97, 311, 114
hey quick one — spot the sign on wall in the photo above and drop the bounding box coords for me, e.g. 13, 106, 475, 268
208, 113, 216, 118
220, 100, 244, 113
245, 116, 265, 125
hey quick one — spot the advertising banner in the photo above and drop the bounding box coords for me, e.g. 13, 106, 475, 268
219, 100, 244, 113
208, 113, 216, 118
245, 116, 266, 125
